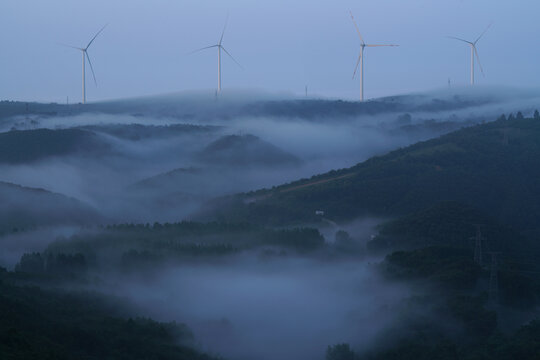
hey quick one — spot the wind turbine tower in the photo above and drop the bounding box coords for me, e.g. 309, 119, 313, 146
191, 15, 242, 93
61, 24, 107, 104
449, 24, 491, 85
349, 11, 398, 102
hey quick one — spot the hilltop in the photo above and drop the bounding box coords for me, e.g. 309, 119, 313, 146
0, 128, 109, 164
3, 87, 536, 124
196, 134, 301, 167
0, 181, 101, 234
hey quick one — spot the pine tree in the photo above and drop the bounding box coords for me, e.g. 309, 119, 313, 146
534, 110, 540, 120
516, 111, 524, 120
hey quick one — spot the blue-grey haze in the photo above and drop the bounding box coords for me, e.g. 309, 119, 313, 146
1, 0, 539, 102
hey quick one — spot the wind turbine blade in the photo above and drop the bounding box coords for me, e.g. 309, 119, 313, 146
188, 45, 219, 55
349, 11, 365, 45
85, 51, 98, 86
219, 13, 229, 45
352, 52, 362, 79
474, 23, 492, 44
447, 36, 473, 44
474, 46, 485, 77
221, 46, 243, 69
86, 24, 108, 49
58, 43, 83, 50
366, 44, 399, 47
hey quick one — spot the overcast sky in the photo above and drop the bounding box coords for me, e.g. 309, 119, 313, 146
1, 0, 539, 102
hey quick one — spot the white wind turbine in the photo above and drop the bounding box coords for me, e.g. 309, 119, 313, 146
448, 24, 492, 85
349, 11, 398, 102
191, 15, 242, 93
61, 24, 107, 104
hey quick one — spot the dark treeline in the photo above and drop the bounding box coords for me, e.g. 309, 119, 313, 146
15, 252, 87, 277
0, 267, 218, 360
13, 221, 331, 276
326, 319, 540, 360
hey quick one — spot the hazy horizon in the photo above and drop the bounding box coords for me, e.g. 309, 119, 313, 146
2, 0, 540, 103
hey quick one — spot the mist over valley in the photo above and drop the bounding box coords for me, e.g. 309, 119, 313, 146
2, 72, 540, 360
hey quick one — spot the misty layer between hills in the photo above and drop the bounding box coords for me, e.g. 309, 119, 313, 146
2, 88, 540, 360
2, 87, 539, 227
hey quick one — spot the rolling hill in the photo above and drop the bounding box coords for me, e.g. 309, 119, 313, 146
201, 115, 540, 238
196, 134, 301, 167
0, 181, 101, 234
0, 128, 110, 164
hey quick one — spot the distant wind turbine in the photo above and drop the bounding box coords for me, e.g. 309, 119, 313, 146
349, 11, 398, 102
60, 24, 107, 104
448, 24, 491, 85
191, 15, 242, 93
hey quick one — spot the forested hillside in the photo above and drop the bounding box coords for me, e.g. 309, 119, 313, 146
205, 116, 540, 238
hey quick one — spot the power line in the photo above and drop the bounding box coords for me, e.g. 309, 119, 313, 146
488, 252, 501, 306
471, 224, 485, 266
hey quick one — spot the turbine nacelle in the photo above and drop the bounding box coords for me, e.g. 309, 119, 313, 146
190, 15, 242, 93
448, 23, 492, 84
349, 10, 398, 101
60, 24, 107, 103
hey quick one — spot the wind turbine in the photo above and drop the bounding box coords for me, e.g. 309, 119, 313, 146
191, 15, 242, 93
349, 11, 398, 102
448, 24, 491, 85
61, 24, 107, 104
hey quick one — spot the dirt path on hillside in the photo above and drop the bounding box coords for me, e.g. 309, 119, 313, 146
243, 172, 356, 204
279, 172, 356, 193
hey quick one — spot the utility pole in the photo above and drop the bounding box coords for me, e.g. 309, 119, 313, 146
472, 224, 485, 266
488, 252, 500, 306
502, 129, 509, 145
